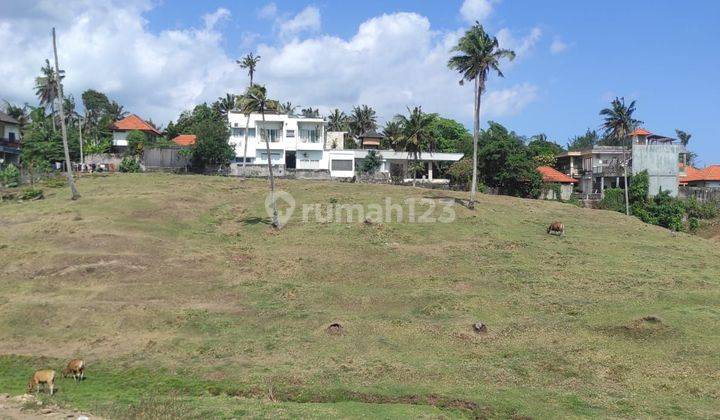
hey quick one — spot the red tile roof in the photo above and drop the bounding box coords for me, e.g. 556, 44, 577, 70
537, 166, 576, 184
171, 134, 197, 147
629, 128, 652, 136
679, 164, 720, 184
110, 114, 161, 135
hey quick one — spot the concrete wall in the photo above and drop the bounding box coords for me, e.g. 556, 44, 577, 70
678, 186, 720, 203
541, 183, 573, 201
143, 147, 190, 170
230, 163, 330, 180
632, 144, 682, 197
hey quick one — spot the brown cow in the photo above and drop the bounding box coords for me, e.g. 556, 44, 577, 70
27, 369, 55, 395
547, 221, 564, 236
61, 359, 85, 381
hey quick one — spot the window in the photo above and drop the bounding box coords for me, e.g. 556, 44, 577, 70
300, 127, 319, 143
331, 160, 353, 171
260, 152, 282, 162
233, 128, 255, 138
8, 132, 15, 142
261, 128, 280, 142
234, 157, 253, 163
286, 129, 295, 138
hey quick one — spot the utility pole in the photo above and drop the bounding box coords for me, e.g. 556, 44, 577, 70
78, 115, 84, 169
52, 27, 80, 200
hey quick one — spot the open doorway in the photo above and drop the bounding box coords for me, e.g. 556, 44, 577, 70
285, 151, 296, 169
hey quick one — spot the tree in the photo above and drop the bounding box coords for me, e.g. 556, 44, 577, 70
600, 97, 642, 215
301, 107, 319, 118
395, 106, 436, 187
35, 59, 63, 131
244, 85, 279, 228
51, 28, 80, 200
382, 119, 403, 150
2, 101, 30, 128
448, 22, 515, 209
566, 129, 599, 151
327, 108, 349, 132
106, 100, 128, 121
280, 102, 297, 116
213, 93, 235, 117
169, 104, 232, 169
237, 53, 260, 86
125, 129, 147, 156
359, 150, 382, 174
527, 134, 564, 167
476, 122, 543, 198
348, 105, 377, 139
428, 116, 472, 154
675, 129, 691, 146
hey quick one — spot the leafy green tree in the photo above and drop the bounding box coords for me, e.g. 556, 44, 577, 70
359, 150, 382, 174
477, 122, 542, 198
348, 105, 377, 140
395, 106, 436, 186
447, 157, 474, 188
125, 129, 147, 156
527, 134, 564, 167
566, 129, 600, 151
119, 156, 141, 173
301, 107, 320, 118
327, 109, 348, 131
3, 101, 30, 128
448, 23, 515, 209
428, 116, 472, 154
600, 97, 642, 215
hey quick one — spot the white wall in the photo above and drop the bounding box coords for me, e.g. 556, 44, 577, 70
112, 131, 128, 146
2, 123, 20, 141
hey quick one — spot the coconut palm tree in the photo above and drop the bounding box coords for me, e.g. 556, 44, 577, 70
395, 106, 436, 187
381, 119, 403, 150
214, 93, 236, 117
600, 97, 642, 215
3, 101, 30, 128
301, 107, 320, 118
327, 108, 348, 132
35, 59, 64, 131
244, 85, 279, 228
280, 102, 297, 116
675, 129, 691, 147
237, 53, 261, 86
348, 105, 377, 140
448, 23, 515, 209
51, 28, 80, 200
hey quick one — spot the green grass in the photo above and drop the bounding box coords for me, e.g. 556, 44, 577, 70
0, 173, 719, 419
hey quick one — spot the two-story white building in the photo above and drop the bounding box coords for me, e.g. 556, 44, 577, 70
228, 111, 327, 169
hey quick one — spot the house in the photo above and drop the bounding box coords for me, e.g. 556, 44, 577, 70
110, 114, 161, 152
228, 110, 326, 169
227, 111, 463, 179
358, 131, 383, 149
536, 166, 576, 200
679, 164, 720, 188
555, 128, 684, 198
0, 111, 21, 166
171, 134, 196, 147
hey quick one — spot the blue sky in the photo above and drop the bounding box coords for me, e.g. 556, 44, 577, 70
2, 1, 719, 163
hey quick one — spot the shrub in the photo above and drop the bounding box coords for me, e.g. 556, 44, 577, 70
598, 188, 625, 212
688, 217, 700, 232
685, 196, 718, 220
125, 130, 147, 156
19, 187, 43, 200
0, 163, 20, 188
447, 158, 472, 189
119, 157, 142, 173
359, 150, 382, 174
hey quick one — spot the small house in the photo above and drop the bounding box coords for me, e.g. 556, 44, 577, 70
537, 166, 576, 200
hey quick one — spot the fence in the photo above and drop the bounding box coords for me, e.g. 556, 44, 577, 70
230, 164, 331, 180
678, 186, 720, 204
143, 147, 190, 171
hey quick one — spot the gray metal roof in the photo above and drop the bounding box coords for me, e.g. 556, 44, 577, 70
352, 149, 463, 162
0, 111, 20, 125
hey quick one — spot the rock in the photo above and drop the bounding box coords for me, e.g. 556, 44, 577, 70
40, 408, 54, 414
473, 322, 487, 334
77, 416, 90, 420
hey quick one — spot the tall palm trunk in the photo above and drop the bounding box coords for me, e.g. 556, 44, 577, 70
469, 75, 480, 209
242, 116, 250, 169
50, 101, 57, 132
52, 28, 80, 200
78, 116, 84, 168
261, 112, 279, 227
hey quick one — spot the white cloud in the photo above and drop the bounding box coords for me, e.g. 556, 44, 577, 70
202, 8, 230, 29
257, 3, 278, 20
550, 37, 568, 54
0, 2, 538, 128
496, 27, 542, 58
460, 0, 499, 23
278, 6, 321, 39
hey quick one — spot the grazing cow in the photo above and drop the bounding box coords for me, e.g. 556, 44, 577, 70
27, 370, 55, 395
547, 221, 564, 236
62, 359, 85, 381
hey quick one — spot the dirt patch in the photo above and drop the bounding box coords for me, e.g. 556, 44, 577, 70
0, 393, 100, 419
326, 323, 344, 335
600, 316, 673, 339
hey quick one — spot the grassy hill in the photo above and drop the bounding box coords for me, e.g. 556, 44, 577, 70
0, 173, 718, 418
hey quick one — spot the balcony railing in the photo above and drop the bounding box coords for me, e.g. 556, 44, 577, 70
0, 138, 21, 149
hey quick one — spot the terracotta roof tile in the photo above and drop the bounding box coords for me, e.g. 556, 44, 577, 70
629, 128, 652, 136
110, 114, 161, 135
171, 134, 197, 147
537, 166, 576, 184
679, 164, 720, 184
